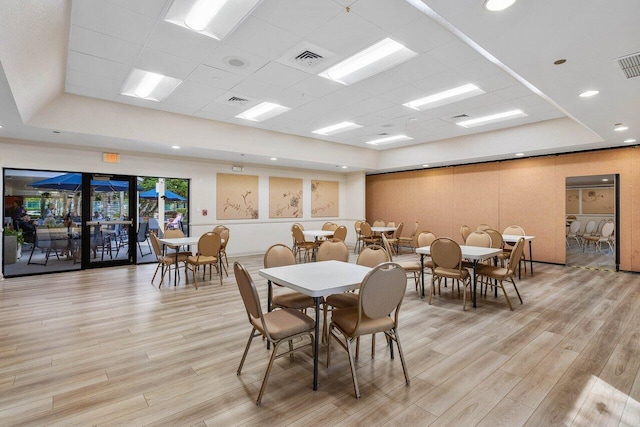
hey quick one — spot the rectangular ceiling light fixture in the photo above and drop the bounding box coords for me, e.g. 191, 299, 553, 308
312, 121, 363, 136
456, 109, 527, 128
235, 101, 290, 122
404, 83, 485, 111
365, 134, 413, 145
164, 0, 263, 40
120, 69, 183, 102
318, 38, 417, 85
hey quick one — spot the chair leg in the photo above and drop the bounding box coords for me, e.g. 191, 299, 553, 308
345, 337, 360, 399
257, 340, 282, 406
392, 329, 410, 385
509, 277, 523, 304
499, 280, 514, 311
237, 328, 256, 375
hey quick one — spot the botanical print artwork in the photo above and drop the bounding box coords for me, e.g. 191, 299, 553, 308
217, 173, 259, 219
269, 177, 302, 218
311, 180, 339, 217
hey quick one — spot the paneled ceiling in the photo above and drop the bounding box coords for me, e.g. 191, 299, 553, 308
0, 0, 638, 172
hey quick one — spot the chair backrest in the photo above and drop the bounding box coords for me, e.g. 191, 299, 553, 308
595, 219, 606, 235
197, 232, 221, 257
137, 222, 149, 243
212, 225, 225, 234
476, 224, 492, 231
386, 221, 395, 227
356, 245, 390, 267
568, 220, 581, 234
503, 225, 525, 236
484, 228, 504, 249
359, 263, 406, 324
430, 238, 463, 270
234, 262, 271, 339
460, 225, 472, 242
354, 220, 363, 235
465, 231, 492, 248
601, 221, 615, 238
381, 234, 395, 261
372, 220, 385, 227
408, 221, 419, 238
360, 222, 373, 238
333, 225, 347, 241
164, 228, 184, 239
292, 222, 304, 231
213, 225, 229, 248
392, 222, 403, 238
584, 220, 596, 234
149, 231, 162, 257
507, 238, 526, 273
263, 243, 296, 268
292, 224, 306, 244
317, 239, 349, 262
322, 222, 338, 231
417, 230, 437, 248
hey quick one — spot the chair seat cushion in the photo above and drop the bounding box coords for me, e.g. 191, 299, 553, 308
478, 265, 509, 279
255, 308, 315, 340
273, 291, 315, 310
397, 260, 422, 271
331, 307, 394, 336
434, 266, 469, 279
326, 292, 358, 309
187, 255, 218, 265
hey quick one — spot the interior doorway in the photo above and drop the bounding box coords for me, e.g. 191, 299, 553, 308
565, 174, 619, 271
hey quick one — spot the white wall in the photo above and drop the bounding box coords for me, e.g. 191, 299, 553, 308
0, 137, 365, 258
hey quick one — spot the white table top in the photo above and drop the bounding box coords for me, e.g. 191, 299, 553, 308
502, 234, 535, 243
371, 226, 397, 233
416, 245, 503, 261
158, 236, 200, 248
259, 260, 371, 298
86, 220, 133, 226
303, 230, 334, 239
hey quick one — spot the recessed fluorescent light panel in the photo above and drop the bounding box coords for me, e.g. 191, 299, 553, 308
579, 90, 599, 98
319, 38, 417, 85
484, 0, 517, 11
404, 83, 485, 111
312, 121, 363, 136
120, 69, 182, 102
456, 109, 527, 128
164, 0, 262, 40
365, 135, 413, 145
235, 102, 290, 122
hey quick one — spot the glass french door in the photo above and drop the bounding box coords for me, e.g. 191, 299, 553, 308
82, 173, 137, 268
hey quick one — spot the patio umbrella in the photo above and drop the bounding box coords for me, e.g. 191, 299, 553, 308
139, 188, 187, 201
29, 173, 131, 192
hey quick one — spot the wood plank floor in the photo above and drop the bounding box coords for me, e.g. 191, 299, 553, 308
1, 250, 640, 426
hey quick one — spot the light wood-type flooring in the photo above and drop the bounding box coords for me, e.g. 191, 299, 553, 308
1, 249, 640, 426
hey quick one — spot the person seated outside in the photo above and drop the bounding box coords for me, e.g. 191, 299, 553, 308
93, 211, 104, 221
166, 212, 183, 230
44, 203, 56, 219
10, 201, 26, 223
15, 214, 36, 244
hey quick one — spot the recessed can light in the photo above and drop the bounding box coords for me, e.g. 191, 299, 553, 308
579, 90, 599, 98
484, 0, 517, 12
624, 139, 636, 143
614, 125, 629, 132
422, 164, 429, 167
602, 178, 609, 182
515, 152, 524, 157
341, 165, 348, 169
171, 145, 181, 149
270, 157, 277, 161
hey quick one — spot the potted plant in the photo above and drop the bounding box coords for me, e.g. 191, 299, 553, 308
3, 228, 24, 264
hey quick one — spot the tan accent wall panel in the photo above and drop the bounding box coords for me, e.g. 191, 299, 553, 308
216, 173, 259, 220
269, 177, 302, 218
366, 147, 639, 271
311, 180, 339, 217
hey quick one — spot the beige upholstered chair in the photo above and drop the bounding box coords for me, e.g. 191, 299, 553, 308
291, 223, 304, 254
234, 262, 315, 406
317, 239, 349, 263
465, 230, 492, 247
416, 230, 437, 277
476, 223, 492, 231
359, 222, 380, 249
382, 234, 421, 291
583, 220, 607, 252
460, 225, 472, 243
477, 237, 525, 310
292, 224, 315, 262
503, 224, 526, 272
322, 222, 339, 231
353, 220, 364, 253
385, 222, 403, 255
565, 221, 582, 249
212, 225, 230, 276
332, 225, 347, 242
327, 262, 410, 399
595, 221, 615, 254
579, 220, 596, 249
149, 231, 188, 288
264, 244, 314, 312
372, 220, 385, 227
185, 232, 222, 289
485, 228, 507, 266
163, 228, 192, 257
429, 238, 472, 310
398, 221, 418, 253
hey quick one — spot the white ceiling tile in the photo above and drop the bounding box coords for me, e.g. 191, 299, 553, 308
340, 97, 396, 117
290, 75, 343, 98
350, 72, 407, 97
69, 26, 141, 65
168, 80, 226, 103
392, 16, 455, 53
224, 16, 302, 59
231, 78, 284, 100
373, 104, 414, 121
377, 84, 427, 104
146, 21, 220, 63
428, 39, 483, 68
411, 70, 477, 94
66, 84, 115, 102
187, 65, 246, 91
67, 51, 130, 82
272, 88, 316, 109
389, 53, 449, 84
135, 48, 199, 79
299, 88, 370, 114
204, 45, 270, 76
492, 84, 538, 101
250, 62, 310, 88
155, 100, 207, 116
454, 57, 508, 80
103, 0, 170, 19
351, 0, 422, 33
305, 9, 387, 57
66, 68, 117, 94
253, 0, 342, 38
197, 103, 245, 120
72, 0, 156, 44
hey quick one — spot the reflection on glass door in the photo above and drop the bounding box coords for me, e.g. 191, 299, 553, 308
84, 174, 136, 267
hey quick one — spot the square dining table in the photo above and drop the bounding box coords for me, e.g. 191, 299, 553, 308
259, 260, 371, 390
158, 236, 200, 287
416, 245, 503, 308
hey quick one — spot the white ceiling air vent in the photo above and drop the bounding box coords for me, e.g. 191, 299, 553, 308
294, 50, 324, 67
617, 52, 640, 79
227, 96, 250, 106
